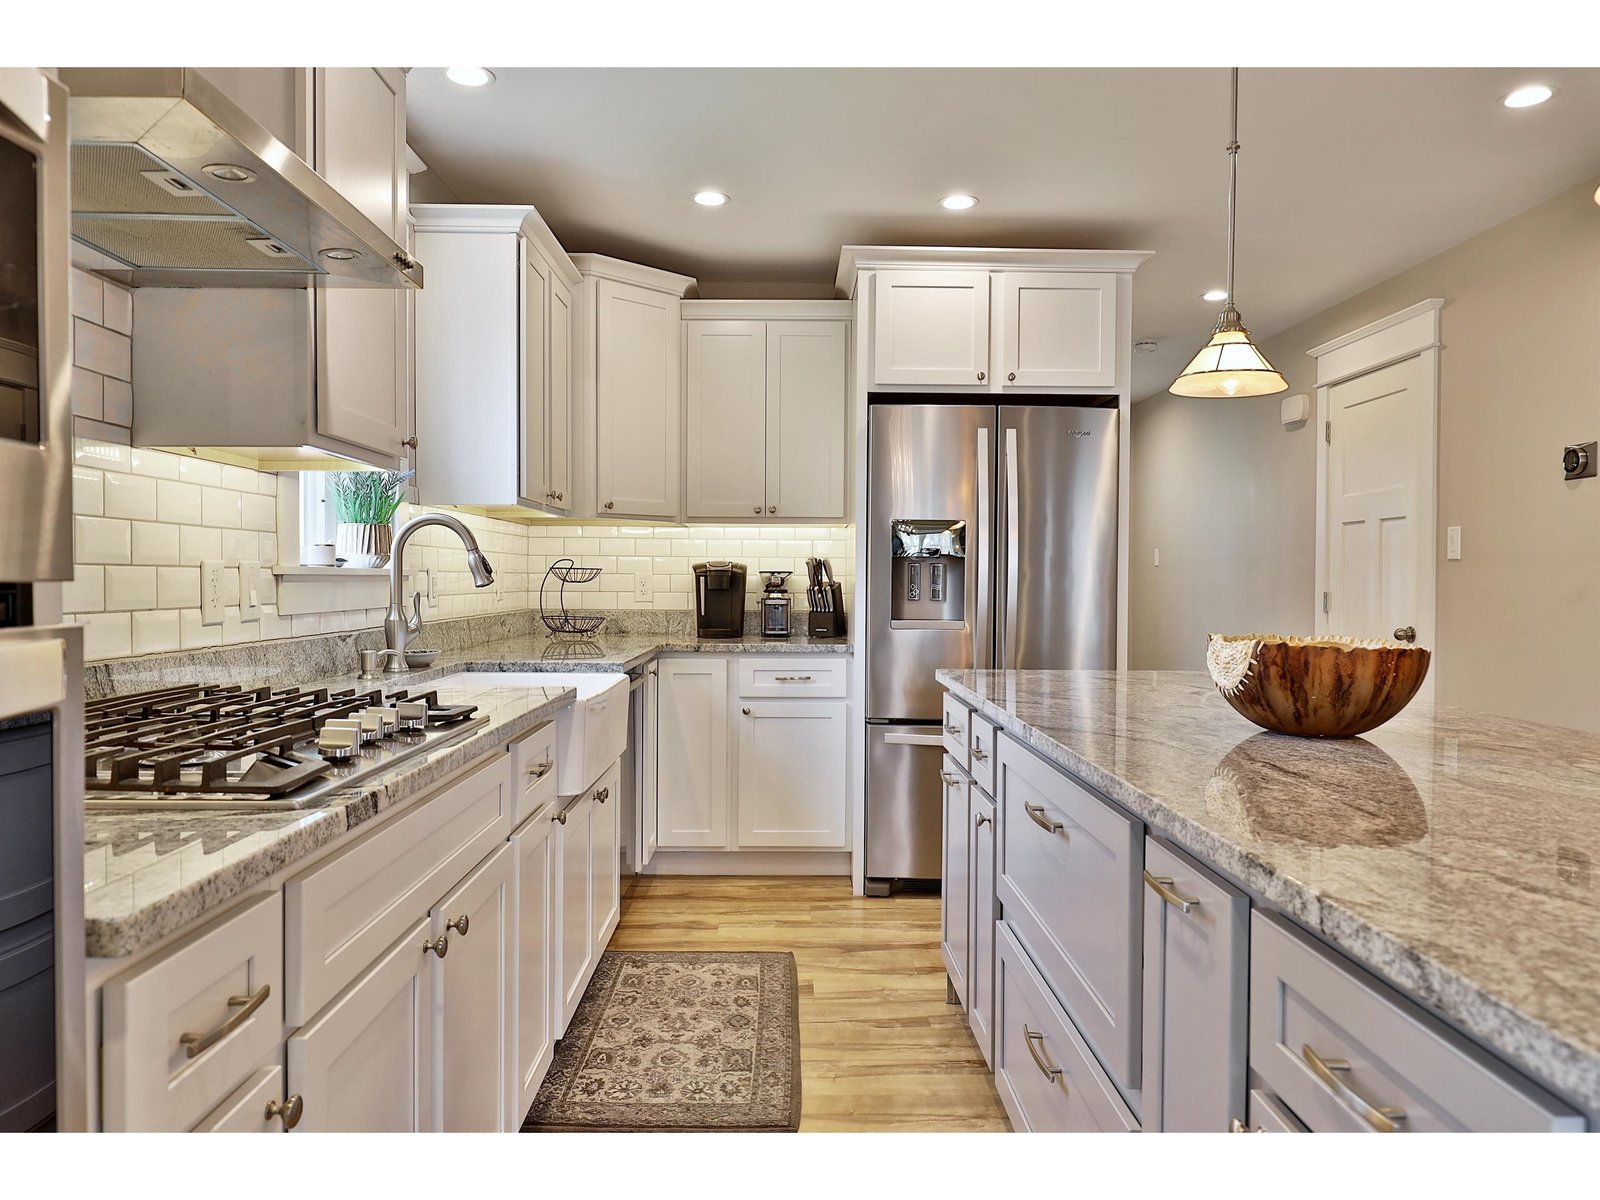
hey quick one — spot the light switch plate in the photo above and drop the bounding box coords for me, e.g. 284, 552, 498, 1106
1446, 526, 1461, 560
238, 560, 261, 621
200, 560, 225, 626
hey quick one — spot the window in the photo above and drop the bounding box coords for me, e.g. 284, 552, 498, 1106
299, 471, 338, 562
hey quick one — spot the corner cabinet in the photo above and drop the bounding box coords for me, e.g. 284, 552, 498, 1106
412, 204, 579, 513
683, 303, 851, 523
573, 255, 695, 520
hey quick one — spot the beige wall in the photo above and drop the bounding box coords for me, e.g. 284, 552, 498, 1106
1131, 174, 1600, 730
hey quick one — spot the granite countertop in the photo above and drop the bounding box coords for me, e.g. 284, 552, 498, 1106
936, 668, 1600, 1114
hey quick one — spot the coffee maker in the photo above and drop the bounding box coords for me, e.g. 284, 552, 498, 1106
693, 561, 746, 639
759, 571, 793, 638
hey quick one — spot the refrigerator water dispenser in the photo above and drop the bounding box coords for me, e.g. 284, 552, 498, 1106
890, 519, 966, 627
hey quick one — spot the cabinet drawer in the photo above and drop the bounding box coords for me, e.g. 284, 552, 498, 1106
996, 733, 1142, 1092
737, 656, 846, 698
509, 720, 558, 828
967, 712, 996, 796
102, 893, 284, 1132
1249, 912, 1583, 1132
995, 922, 1137, 1132
1242, 1087, 1305, 1133
192, 1063, 288, 1133
941, 693, 969, 767
286, 754, 513, 1024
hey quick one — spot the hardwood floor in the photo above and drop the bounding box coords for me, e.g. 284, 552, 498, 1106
610, 875, 1010, 1132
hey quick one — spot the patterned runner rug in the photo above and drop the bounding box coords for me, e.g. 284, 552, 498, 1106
522, 950, 801, 1132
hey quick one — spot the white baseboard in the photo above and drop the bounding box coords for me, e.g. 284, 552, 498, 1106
638, 850, 851, 877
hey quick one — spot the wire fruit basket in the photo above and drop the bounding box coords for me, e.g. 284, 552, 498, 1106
541, 558, 606, 637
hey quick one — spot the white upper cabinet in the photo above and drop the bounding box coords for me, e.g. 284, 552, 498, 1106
682, 304, 850, 523
999, 271, 1118, 388
872, 270, 991, 386
412, 205, 579, 512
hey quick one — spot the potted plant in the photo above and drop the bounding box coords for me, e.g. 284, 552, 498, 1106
328, 469, 413, 568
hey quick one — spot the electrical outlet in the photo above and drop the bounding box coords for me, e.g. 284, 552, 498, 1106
200, 560, 225, 626
238, 560, 261, 621
1153, 548, 1160, 567
635, 575, 653, 603
1446, 526, 1461, 560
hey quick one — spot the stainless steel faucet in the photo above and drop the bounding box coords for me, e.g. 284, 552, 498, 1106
384, 512, 495, 670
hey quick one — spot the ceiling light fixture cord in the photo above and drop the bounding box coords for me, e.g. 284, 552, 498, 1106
1225, 66, 1239, 309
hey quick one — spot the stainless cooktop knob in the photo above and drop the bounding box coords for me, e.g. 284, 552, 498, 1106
318, 724, 360, 761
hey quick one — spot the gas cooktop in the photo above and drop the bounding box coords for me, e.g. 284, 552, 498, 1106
83, 682, 487, 811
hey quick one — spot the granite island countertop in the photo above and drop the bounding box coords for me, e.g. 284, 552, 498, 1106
936, 667, 1600, 1116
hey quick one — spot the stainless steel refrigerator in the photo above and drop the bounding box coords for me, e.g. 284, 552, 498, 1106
864, 401, 1119, 893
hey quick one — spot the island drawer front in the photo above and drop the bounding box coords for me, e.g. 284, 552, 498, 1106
102, 893, 284, 1133
738, 657, 846, 698
995, 922, 1138, 1133
941, 693, 970, 768
1243, 1088, 1306, 1133
286, 753, 513, 1025
967, 712, 997, 796
1249, 912, 1584, 1132
509, 720, 558, 828
996, 733, 1142, 1092
192, 1062, 286, 1133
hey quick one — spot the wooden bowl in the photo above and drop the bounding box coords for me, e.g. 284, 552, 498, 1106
1205, 634, 1431, 738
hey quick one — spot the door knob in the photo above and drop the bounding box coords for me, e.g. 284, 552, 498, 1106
1393, 626, 1417, 644
754, 506, 762, 514
977, 371, 986, 381
402, 435, 418, 449
1007, 372, 1016, 382
768, 505, 777, 514
604, 501, 615, 511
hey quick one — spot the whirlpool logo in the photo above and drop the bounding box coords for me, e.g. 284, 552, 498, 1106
1067, 429, 1091, 438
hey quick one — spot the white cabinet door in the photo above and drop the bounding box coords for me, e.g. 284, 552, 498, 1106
432, 844, 514, 1132
512, 809, 556, 1124
637, 662, 659, 869
968, 788, 999, 1068
594, 279, 680, 518
287, 917, 434, 1133
590, 759, 623, 958
685, 320, 767, 519
734, 700, 848, 848
940, 757, 971, 1007
656, 657, 730, 848
521, 244, 551, 506
314, 67, 408, 463
998, 271, 1118, 388
192, 1063, 291, 1133
547, 273, 573, 511
554, 792, 595, 1034
872, 270, 990, 386
766, 320, 848, 521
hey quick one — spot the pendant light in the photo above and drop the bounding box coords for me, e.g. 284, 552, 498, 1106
1170, 68, 1287, 398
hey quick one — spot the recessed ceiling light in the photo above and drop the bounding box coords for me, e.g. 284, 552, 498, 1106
1503, 84, 1553, 108
940, 194, 978, 211
445, 67, 495, 88
1201, 288, 1229, 302
693, 191, 729, 207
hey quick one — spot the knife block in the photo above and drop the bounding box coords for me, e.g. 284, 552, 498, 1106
807, 584, 845, 638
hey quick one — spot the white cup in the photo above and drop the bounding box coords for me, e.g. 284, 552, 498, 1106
305, 543, 336, 567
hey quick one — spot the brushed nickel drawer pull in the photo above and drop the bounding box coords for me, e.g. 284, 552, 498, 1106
447, 913, 470, 937
179, 984, 271, 1058
774, 675, 814, 682
1143, 870, 1199, 914
941, 772, 962, 787
265, 1094, 303, 1129
971, 745, 988, 762
1301, 1044, 1406, 1132
1024, 802, 1064, 834
526, 759, 553, 779
1022, 1025, 1063, 1084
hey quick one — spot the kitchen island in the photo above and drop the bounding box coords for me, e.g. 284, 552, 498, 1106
937, 667, 1600, 1126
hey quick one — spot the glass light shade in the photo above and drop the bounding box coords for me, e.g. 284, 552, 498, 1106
1169, 318, 1287, 398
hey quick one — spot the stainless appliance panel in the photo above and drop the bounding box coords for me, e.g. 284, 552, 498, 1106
865, 723, 946, 884
866, 404, 995, 719
997, 405, 1119, 670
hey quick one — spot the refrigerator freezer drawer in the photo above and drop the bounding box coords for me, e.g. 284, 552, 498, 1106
865, 723, 946, 883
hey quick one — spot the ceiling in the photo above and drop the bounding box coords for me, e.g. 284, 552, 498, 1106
405, 67, 1600, 399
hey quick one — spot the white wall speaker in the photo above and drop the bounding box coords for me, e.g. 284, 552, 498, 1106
1280, 393, 1311, 428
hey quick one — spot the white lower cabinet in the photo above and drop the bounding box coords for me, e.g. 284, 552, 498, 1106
287, 917, 436, 1133
554, 789, 596, 1035
511, 807, 556, 1125
967, 787, 999, 1068
735, 700, 848, 848
192, 1063, 290, 1134
939, 757, 971, 1008
656, 657, 730, 848
432, 843, 515, 1132
591, 759, 623, 956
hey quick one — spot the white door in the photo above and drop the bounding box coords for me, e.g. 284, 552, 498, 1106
287, 916, 434, 1132
548, 274, 573, 511
655, 657, 730, 848
432, 843, 514, 1132
314, 67, 408, 464
766, 321, 848, 521
521, 244, 551, 506
735, 700, 848, 848
999, 272, 1118, 388
594, 279, 680, 518
511, 810, 555, 1124
872, 270, 991, 386
554, 793, 595, 1033
1326, 356, 1429, 649
685, 320, 768, 519
590, 760, 623, 957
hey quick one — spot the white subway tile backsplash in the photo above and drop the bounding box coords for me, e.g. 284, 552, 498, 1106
75, 515, 131, 564
104, 565, 157, 611
75, 612, 131, 660
289, 613, 321, 637
221, 606, 259, 645
130, 448, 181, 479
156, 480, 204, 525
102, 281, 133, 334
202, 486, 243, 528
75, 439, 129, 472
220, 465, 257, 493
71, 369, 103, 419
221, 529, 258, 562
102, 378, 133, 427
241, 491, 275, 531
179, 525, 222, 565
179, 608, 222, 650
63, 565, 104, 614
72, 467, 103, 516
157, 566, 200, 609
102, 471, 158, 520
70, 268, 103, 323
73, 318, 131, 380
131, 609, 180, 655
178, 457, 222, 487
131, 521, 180, 566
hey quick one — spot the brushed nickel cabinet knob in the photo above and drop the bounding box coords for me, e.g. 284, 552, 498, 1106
265, 1095, 304, 1129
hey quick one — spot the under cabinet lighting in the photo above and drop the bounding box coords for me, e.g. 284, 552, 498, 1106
445, 67, 496, 88
693, 191, 729, 207
1503, 84, 1553, 108
940, 194, 978, 211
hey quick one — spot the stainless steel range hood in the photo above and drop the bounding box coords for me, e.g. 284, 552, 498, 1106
61, 68, 422, 289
